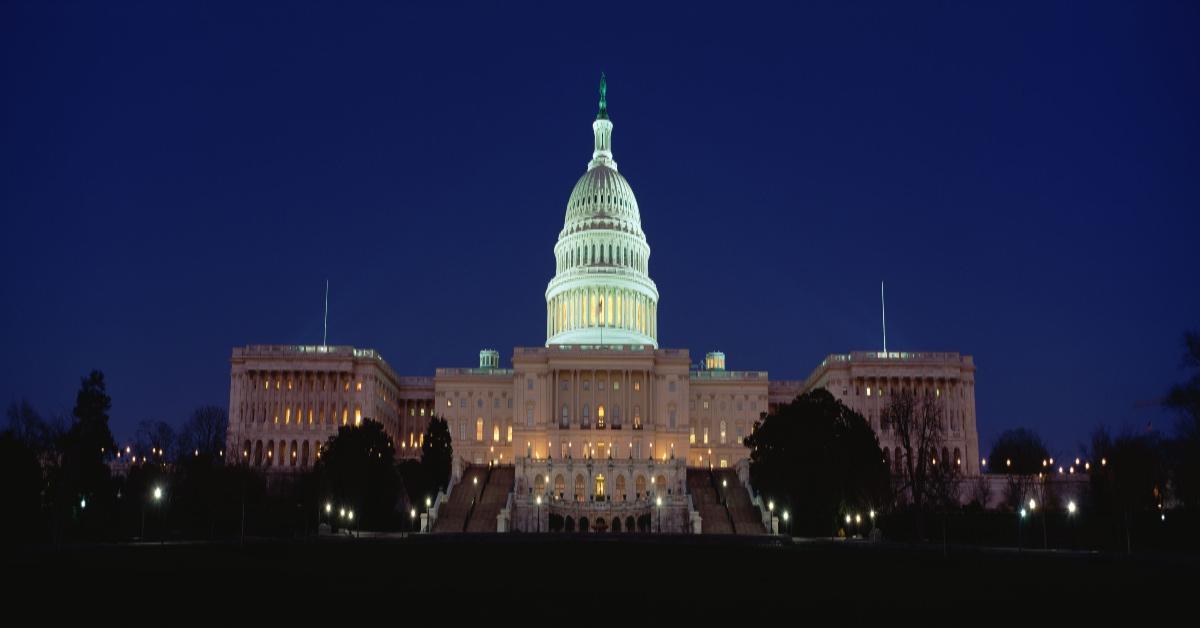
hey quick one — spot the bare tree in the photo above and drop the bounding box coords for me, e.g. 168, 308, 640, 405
883, 388, 949, 512
178, 405, 228, 458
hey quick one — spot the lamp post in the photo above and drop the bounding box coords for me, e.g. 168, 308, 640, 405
1029, 498, 1046, 550
656, 496, 662, 534
536, 494, 543, 533
1067, 500, 1077, 550
1018, 507, 1027, 551
782, 510, 790, 537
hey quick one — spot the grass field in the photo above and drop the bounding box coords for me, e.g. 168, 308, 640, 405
6, 534, 1194, 624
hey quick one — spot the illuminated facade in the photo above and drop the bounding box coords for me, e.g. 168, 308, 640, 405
224, 77, 982, 532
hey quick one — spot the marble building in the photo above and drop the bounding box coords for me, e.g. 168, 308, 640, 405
224, 76, 981, 533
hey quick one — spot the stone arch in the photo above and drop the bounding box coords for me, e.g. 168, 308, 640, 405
574, 474, 585, 502
636, 475, 646, 498
534, 474, 545, 494
626, 515, 636, 532
554, 474, 565, 498
612, 517, 621, 532
564, 516, 575, 533
579, 516, 589, 533
616, 474, 627, 501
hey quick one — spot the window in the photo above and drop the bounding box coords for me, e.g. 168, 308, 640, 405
460, 399, 467, 408
612, 405, 621, 428
476, 418, 484, 442
583, 380, 590, 391
355, 381, 362, 391
561, 404, 569, 428
613, 381, 620, 390
459, 420, 467, 440
446, 399, 452, 407
720, 420, 727, 445
527, 378, 534, 390
477, 398, 483, 408
689, 427, 696, 444
634, 381, 640, 391
493, 422, 500, 443
354, 407, 362, 426
669, 408, 677, 428
703, 400, 709, 410
506, 423, 512, 443
703, 427, 709, 445
582, 404, 591, 428
494, 398, 500, 408
633, 406, 642, 430
597, 405, 606, 429
669, 380, 676, 392
526, 407, 534, 427
507, 398, 513, 409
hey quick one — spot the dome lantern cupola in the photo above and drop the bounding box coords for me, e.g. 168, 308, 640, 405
545, 75, 659, 348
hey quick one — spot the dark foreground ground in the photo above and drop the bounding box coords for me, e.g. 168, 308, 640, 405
5, 534, 1196, 625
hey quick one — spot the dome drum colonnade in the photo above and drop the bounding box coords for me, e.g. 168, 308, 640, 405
545, 73, 659, 348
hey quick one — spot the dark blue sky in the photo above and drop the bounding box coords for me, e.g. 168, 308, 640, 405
3, 1, 1198, 456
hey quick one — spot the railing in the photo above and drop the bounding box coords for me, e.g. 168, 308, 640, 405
435, 367, 515, 376
690, 370, 768, 380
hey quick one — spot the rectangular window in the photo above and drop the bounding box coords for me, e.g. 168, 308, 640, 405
476, 418, 483, 442
527, 378, 534, 390
526, 407, 534, 427
689, 428, 696, 445
703, 427, 709, 445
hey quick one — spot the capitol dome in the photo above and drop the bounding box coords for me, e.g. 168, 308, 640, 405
546, 75, 659, 348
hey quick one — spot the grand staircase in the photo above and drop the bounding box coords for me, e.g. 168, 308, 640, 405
686, 468, 734, 534
465, 465, 514, 532
714, 468, 766, 535
431, 464, 490, 533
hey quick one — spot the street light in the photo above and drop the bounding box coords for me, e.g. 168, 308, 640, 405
1067, 500, 1076, 515
656, 496, 663, 533
535, 495, 542, 533
153, 486, 163, 502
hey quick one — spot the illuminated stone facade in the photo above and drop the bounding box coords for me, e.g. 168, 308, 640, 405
224, 78, 983, 531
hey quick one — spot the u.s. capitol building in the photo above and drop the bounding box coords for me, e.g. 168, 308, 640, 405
224, 77, 980, 533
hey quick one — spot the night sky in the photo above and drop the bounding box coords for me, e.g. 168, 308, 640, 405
3, 1, 1198, 455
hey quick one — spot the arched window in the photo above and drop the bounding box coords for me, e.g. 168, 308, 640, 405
561, 404, 569, 428
476, 418, 484, 442
554, 474, 565, 498
254, 440, 263, 466
266, 440, 274, 466
575, 474, 586, 502
635, 475, 646, 498
616, 475, 627, 501
534, 474, 545, 494
655, 475, 667, 493
597, 405, 605, 429
493, 421, 500, 443
290, 440, 298, 466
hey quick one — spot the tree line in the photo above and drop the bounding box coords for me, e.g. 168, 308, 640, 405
0, 370, 454, 545
744, 331, 1200, 550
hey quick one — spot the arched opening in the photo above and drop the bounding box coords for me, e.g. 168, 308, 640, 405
554, 474, 565, 499
579, 517, 589, 533
564, 516, 575, 533
637, 513, 651, 532
548, 513, 563, 532
612, 517, 621, 532
266, 440, 274, 467
626, 515, 636, 532
636, 475, 646, 499
655, 475, 667, 493
301, 441, 310, 467
254, 440, 263, 466
616, 475, 627, 501
534, 474, 545, 494
574, 474, 585, 502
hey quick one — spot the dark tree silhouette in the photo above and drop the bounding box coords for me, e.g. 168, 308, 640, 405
421, 415, 452, 494
134, 420, 177, 461
314, 420, 399, 530
744, 388, 889, 535
988, 427, 1049, 510
0, 431, 44, 542
1165, 330, 1200, 510
54, 370, 118, 539
883, 388, 949, 513
1088, 427, 1169, 553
